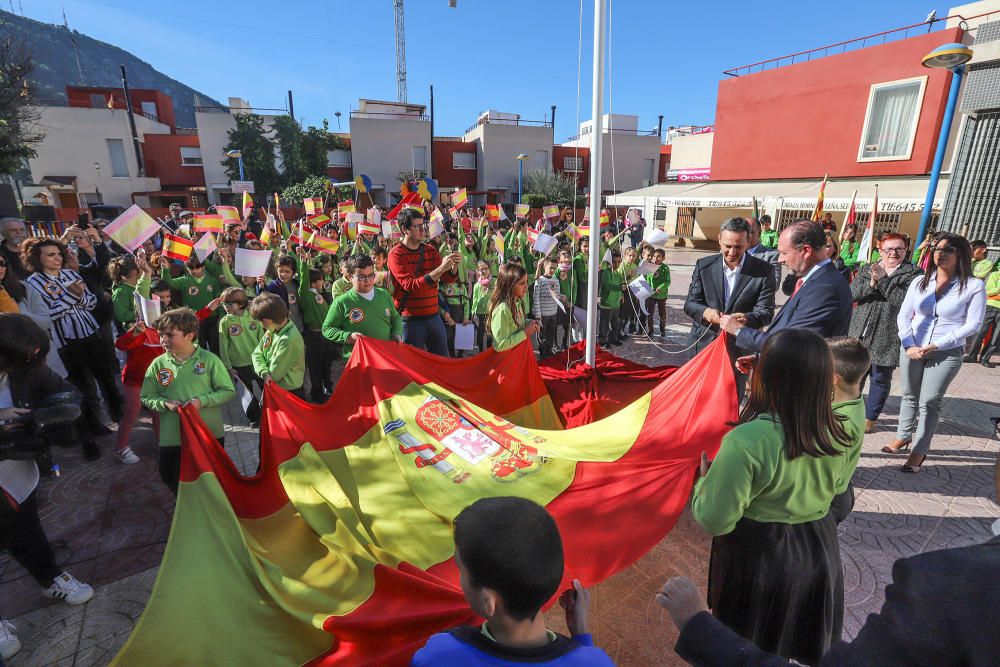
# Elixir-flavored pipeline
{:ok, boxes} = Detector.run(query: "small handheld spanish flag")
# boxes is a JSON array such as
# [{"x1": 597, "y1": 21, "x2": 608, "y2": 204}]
[
  {"x1": 451, "y1": 188, "x2": 468, "y2": 209},
  {"x1": 242, "y1": 191, "x2": 253, "y2": 217},
  {"x1": 194, "y1": 214, "x2": 223, "y2": 234},
  {"x1": 162, "y1": 234, "x2": 194, "y2": 262}
]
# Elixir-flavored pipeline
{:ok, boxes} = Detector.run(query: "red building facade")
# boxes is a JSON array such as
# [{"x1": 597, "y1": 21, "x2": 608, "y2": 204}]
[{"x1": 66, "y1": 86, "x2": 178, "y2": 130}]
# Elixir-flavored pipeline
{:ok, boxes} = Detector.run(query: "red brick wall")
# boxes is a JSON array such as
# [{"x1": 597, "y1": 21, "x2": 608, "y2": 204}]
[{"x1": 433, "y1": 139, "x2": 478, "y2": 189}]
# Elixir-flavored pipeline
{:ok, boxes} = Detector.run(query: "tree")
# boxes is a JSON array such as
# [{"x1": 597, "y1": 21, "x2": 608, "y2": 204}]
[
  {"x1": 271, "y1": 115, "x2": 306, "y2": 185},
  {"x1": 0, "y1": 27, "x2": 43, "y2": 175},
  {"x1": 301, "y1": 120, "x2": 344, "y2": 178},
  {"x1": 281, "y1": 175, "x2": 352, "y2": 207},
  {"x1": 519, "y1": 169, "x2": 584, "y2": 208},
  {"x1": 223, "y1": 113, "x2": 280, "y2": 196}
]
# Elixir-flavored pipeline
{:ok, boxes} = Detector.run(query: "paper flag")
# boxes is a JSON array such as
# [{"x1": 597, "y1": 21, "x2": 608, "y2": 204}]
[
  {"x1": 486, "y1": 204, "x2": 500, "y2": 222},
  {"x1": 547, "y1": 286, "x2": 567, "y2": 313},
  {"x1": 133, "y1": 291, "x2": 161, "y2": 327},
  {"x1": 162, "y1": 234, "x2": 195, "y2": 262},
  {"x1": 637, "y1": 260, "x2": 658, "y2": 276},
  {"x1": 367, "y1": 208, "x2": 382, "y2": 226},
  {"x1": 626, "y1": 208, "x2": 641, "y2": 226},
  {"x1": 359, "y1": 220, "x2": 381, "y2": 236},
  {"x1": 216, "y1": 206, "x2": 240, "y2": 222},
  {"x1": 494, "y1": 233, "x2": 505, "y2": 262},
  {"x1": 338, "y1": 200, "x2": 356, "y2": 216},
  {"x1": 242, "y1": 191, "x2": 253, "y2": 215},
  {"x1": 193, "y1": 233, "x2": 217, "y2": 263},
  {"x1": 234, "y1": 248, "x2": 273, "y2": 277},
  {"x1": 104, "y1": 205, "x2": 161, "y2": 253},
  {"x1": 194, "y1": 214, "x2": 223, "y2": 234},
  {"x1": 599, "y1": 210, "x2": 610, "y2": 227},
  {"x1": 381, "y1": 220, "x2": 393, "y2": 237},
  {"x1": 430, "y1": 208, "x2": 444, "y2": 225},
  {"x1": 452, "y1": 188, "x2": 468, "y2": 209},
  {"x1": 515, "y1": 203, "x2": 530, "y2": 218},
  {"x1": 307, "y1": 214, "x2": 332, "y2": 228},
  {"x1": 542, "y1": 204, "x2": 559, "y2": 219},
  {"x1": 427, "y1": 217, "x2": 445, "y2": 239},
  {"x1": 532, "y1": 233, "x2": 558, "y2": 256},
  {"x1": 645, "y1": 228, "x2": 671, "y2": 249},
  {"x1": 602, "y1": 248, "x2": 613, "y2": 266},
  {"x1": 309, "y1": 234, "x2": 340, "y2": 256},
  {"x1": 629, "y1": 276, "x2": 654, "y2": 304}
]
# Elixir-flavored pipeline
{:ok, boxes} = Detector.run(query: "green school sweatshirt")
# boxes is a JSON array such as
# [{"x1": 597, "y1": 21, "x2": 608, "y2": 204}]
[
  {"x1": 321, "y1": 288, "x2": 402, "y2": 359},
  {"x1": 252, "y1": 319, "x2": 305, "y2": 390},
  {"x1": 218, "y1": 310, "x2": 264, "y2": 369}
]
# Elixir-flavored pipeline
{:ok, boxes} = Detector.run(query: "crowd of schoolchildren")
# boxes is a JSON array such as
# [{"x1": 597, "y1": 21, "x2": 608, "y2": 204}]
[{"x1": 1, "y1": 202, "x2": 998, "y2": 665}]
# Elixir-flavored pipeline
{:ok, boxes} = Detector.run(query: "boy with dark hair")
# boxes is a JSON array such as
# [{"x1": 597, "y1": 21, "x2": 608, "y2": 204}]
[
  {"x1": 597, "y1": 249, "x2": 623, "y2": 347},
  {"x1": 321, "y1": 254, "x2": 402, "y2": 375},
  {"x1": 217, "y1": 286, "x2": 264, "y2": 425},
  {"x1": 296, "y1": 249, "x2": 334, "y2": 401},
  {"x1": 412, "y1": 497, "x2": 612, "y2": 666},
  {"x1": 157, "y1": 253, "x2": 236, "y2": 353},
  {"x1": 646, "y1": 248, "x2": 671, "y2": 337},
  {"x1": 533, "y1": 258, "x2": 561, "y2": 358},
  {"x1": 250, "y1": 292, "x2": 306, "y2": 399},
  {"x1": 828, "y1": 337, "x2": 869, "y2": 523},
  {"x1": 330, "y1": 257, "x2": 352, "y2": 301},
  {"x1": 971, "y1": 240, "x2": 994, "y2": 280},
  {"x1": 263, "y1": 255, "x2": 303, "y2": 332},
  {"x1": 140, "y1": 307, "x2": 236, "y2": 494}
]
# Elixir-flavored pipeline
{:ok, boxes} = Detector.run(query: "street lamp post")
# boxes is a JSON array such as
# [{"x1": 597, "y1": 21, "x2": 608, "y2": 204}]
[
  {"x1": 226, "y1": 149, "x2": 245, "y2": 181},
  {"x1": 515, "y1": 153, "x2": 528, "y2": 205},
  {"x1": 915, "y1": 42, "x2": 974, "y2": 251},
  {"x1": 93, "y1": 162, "x2": 102, "y2": 204}
]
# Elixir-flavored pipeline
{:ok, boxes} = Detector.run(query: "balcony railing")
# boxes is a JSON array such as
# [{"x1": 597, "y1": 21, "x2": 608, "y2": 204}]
[
  {"x1": 564, "y1": 127, "x2": 659, "y2": 142},
  {"x1": 195, "y1": 105, "x2": 289, "y2": 115},
  {"x1": 350, "y1": 110, "x2": 430, "y2": 121},
  {"x1": 722, "y1": 10, "x2": 999, "y2": 77},
  {"x1": 464, "y1": 117, "x2": 552, "y2": 134}
]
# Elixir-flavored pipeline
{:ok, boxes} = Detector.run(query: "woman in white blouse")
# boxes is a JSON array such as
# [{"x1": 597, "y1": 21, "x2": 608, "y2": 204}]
[{"x1": 885, "y1": 234, "x2": 986, "y2": 472}]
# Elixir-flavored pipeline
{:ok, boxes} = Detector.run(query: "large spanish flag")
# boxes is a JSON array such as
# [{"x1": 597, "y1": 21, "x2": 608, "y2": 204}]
[{"x1": 113, "y1": 335, "x2": 736, "y2": 666}]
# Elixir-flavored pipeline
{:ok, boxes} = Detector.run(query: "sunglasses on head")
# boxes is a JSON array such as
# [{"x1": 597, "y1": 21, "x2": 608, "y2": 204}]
[{"x1": 933, "y1": 246, "x2": 957, "y2": 255}]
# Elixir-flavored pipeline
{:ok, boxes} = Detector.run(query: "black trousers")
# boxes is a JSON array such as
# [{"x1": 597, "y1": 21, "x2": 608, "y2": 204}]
[
  {"x1": 538, "y1": 314, "x2": 559, "y2": 357},
  {"x1": 159, "y1": 437, "x2": 225, "y2": 496},
  {"x1": 970, "y1": 306, "x2": 1000, "y2": 361},
  {"x1": 599, "y1": 306, "x2": 621, "y2": 344},
  {"x1": 302, "y1": 329, "x2": 334, "y2": 399},
  {"x1": 474, "y1": 314, "x2": 491, "y2": 353},
  {"x1": 59, "y1": 331, "x2": 124, "y2": 428},
  {"x1": 0, "y1": 491, "x2": 61, "y2": 588},
  {"x1": 232, "y1": 365, "x2": 262, "y2": 423},
  {"x1": 198, "y1": 313, "x2": 220, "y2": 355}
]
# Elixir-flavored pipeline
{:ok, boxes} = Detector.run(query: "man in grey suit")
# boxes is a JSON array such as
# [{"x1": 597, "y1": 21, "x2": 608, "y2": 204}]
[{"x1": 684, "y1": 217, "x2": 776, "y2": 397}]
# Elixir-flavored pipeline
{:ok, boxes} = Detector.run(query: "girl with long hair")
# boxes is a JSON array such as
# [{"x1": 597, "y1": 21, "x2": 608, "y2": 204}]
[
  {"x1": 692, "y1": 329, "x2": 853, "y2": 664},
  {"x1": 108, "y1": 251, "x2": 153, "y2": 334},
  {"x1": 887, "y1": 233, "x2": 986, "y2": 471},
  {"x1": 487, "y1": 263, "x2": 539, "y2": 352}
]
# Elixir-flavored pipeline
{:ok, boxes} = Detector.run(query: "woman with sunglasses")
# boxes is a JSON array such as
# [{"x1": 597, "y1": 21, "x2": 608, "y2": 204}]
[
  {"x1": 887, "y1": 234, "x2": 986, "y2": 472},
  {"x1": 847, "y1": 233, "x2": 920, "y2": 433}
]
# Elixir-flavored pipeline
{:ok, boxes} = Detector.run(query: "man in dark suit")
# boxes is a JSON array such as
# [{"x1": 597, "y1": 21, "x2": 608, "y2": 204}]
[
  {"x1": 684, "y1": 217, "x2": 775, "y2": 397},
  {"x1": 721, "y1": 220, "x2": 851, "y2": 367},
  {"x1": 747, "y1": 216, "x2": 781, "y2": 287}
]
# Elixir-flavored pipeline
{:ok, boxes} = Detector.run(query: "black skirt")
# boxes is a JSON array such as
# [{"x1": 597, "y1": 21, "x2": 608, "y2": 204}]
[{"x1": 708, "y1": 513, "x2": 844, "y2": 665}]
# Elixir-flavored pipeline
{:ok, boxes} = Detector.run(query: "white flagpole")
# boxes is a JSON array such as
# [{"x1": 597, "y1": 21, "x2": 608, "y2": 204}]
[{"x1": 585, "y1": 0, "x2": 607, "y2": 367}]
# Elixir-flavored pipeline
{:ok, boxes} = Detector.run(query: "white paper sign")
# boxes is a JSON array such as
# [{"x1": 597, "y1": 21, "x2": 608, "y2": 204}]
[
  {"x1": 602, "y1": 248, "x2": 613, "y2": 266},
  {"x1": 367, "y1": 208, "x2": 382, "y2": 226},
  {"x1": 235, "y1": 378, "x2": 255, "y2": 413},
  {"x1": 629, "y1": 276, "x2": 654, "y2": 306},
  {"x1": 626, "y1": 208, "x2": 641, "y2": 226},
  {"x1": 133, "y1": 292, "x2": 161, "y2": 327},
  {"x1": 193, "y1": 233, "x2": 217, "y2": 263},
  {"x1": 533, "y1": 233, "x2": 558, "y2": 256},
  {"x1": 547, "y1": 286, "x2": 566, "y2": 313},
  {"x1": 234, "y1": 247, "x2": 273, "y2": 278},
  {"x1": 637, "y1": 260, "x2": 658, "y2": 276},
  {"x1": 645, "y1": 228, "x2": 670, "y2": 249},
  {"x1": 454, "y1": 323, "x2": 476, "y2": 351},
  {"x1": 427, "y1": 218, "x2": 445, "y2": 239},
  {"x1": 346, "y1": 212, "x2": 364, "y2": 224},
  {"x1": 381, "y1": 220, "x2": 393, "y2": 237}
]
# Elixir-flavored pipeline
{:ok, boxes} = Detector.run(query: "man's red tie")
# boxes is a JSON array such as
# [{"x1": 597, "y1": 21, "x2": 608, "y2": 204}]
[{"x1": 792, "y1": 278, "x2": 805, "y2": 297}]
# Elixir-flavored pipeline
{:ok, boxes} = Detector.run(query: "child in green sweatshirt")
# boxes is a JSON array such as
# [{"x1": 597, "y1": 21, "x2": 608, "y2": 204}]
[
  {"x1": 321, "y1": 254, "x2": 402, "y2": 372},
  {"x1": 109, "y1": 253, "x2": 152, "y2": 334},
  {"x1": 646, "y1": 248, "x2": 671, "y2": 337},
  {"x1": 598, "y1": 250, "x2": 623, "y2": 347},
  {"x1": 140, "y1": 308, "x2": 236, "y2": 495},
  {"x1": 298, "y1": 252, "x2": 334, "y2": 401},
  {"x1": 471, "y1": 261, "x2": 494, "y2": 353},
  {"x1": 158, "y1": 252, "x2": 238, "y2": 353},
  {"x1": 217, "y1": 287, "x2": 264, "y2": 425},
  {"x1": 250, "y1": 292, "x2": 306, "y2": 398}
]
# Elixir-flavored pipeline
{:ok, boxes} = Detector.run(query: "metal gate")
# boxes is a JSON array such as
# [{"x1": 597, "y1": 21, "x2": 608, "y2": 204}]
[{"x1": 940, "y1": 110, "x2": 1000, "y2": 247}]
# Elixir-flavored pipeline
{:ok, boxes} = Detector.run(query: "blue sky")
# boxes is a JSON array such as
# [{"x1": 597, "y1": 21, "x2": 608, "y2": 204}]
[{"x1": 23, "y1": 0, "x2": 950, "y2": 140}]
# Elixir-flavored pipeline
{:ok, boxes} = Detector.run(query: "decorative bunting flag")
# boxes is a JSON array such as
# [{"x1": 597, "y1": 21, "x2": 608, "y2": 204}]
[
  {"x1": 216, "y1": 206, "x2": 241, "y2": 222},
  {"x1": 162, "y1": 234, "x2": 195, "y2": 262},
  {"x1": 486, "y1": 204, "x2": 500, "y2": 222},
  {"x1": 193, "y1": 233, "x2": 218, "y2": 263},
  {"x1": 104, "y1": 205, "x2": 161, "y2": 253},
  {"x1": 451, "y1": 188, "x2": 468, "y2": 209},
  {"x1": 543, "y1": 204, "x2": 559, "y2": 219},
  {"x1": 515, "y1": 203, "x2": 530, "y2": 218},
  {"x1": 193, "y1": 214, "x2": 223, "y2": 234}
]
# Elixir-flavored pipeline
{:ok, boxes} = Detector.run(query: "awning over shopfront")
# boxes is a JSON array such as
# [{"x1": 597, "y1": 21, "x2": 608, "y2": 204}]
[
  {"x1": 39, "y1": 175, "x2": 77, "y2": 188},
  {"x1": 607, "y1": 177, "x2": 947, "y2": 213}
]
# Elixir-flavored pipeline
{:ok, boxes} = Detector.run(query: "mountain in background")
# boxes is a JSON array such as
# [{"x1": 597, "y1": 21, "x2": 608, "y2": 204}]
[{"x1": 0, "y1": 9, "x2": 224, "y2": 127}]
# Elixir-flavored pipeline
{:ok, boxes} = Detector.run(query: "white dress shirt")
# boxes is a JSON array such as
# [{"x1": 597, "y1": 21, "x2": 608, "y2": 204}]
[
  {"x1": 897, "y1": 276, "x2": 986, "y2": 351},
  {"x1": 722, "y1": 254, "x2": 747, "y2": 305}
]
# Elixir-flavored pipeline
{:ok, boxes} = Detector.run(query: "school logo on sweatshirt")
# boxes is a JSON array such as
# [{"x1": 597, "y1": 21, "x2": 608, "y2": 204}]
[
  {"x1": 349, "y1": 307, "x2": 365, "y2": 324},
  {"x1": 262, "y1": 334, "x2": 273, "y2": 349},
  {"x1": 314, "y1": 293, "x2": 324, "y2": 304},
  {"x1": 188, "y1": 286, "x2": 199, "y2": 296},
  {"x1": 229, "y1": 324, "x2": 242, "y2": 337},
  {"x1": 43, "y1": 281, "x2": 64, "y2": 296},
  {"x1": 193, "y1": 361, "x2": 206, "y2": 375},
  {"x1": 288, "y1": 293, "x2": 297, "y2": 305},
  {"x1": 157, "y1": 368, "x2": 174, "y2": 387}
]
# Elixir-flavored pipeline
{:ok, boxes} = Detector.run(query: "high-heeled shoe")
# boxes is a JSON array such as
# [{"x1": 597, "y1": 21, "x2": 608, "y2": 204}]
[
  {"x1": 901, "y1": 454, "x2": 926, "y2": 473},
  {"x1": 881, "y1": 439, "x2": 910, "y2": 454}
]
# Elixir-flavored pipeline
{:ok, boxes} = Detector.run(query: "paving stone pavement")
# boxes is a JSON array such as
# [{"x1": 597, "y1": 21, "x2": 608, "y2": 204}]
[{"x1": 2, "y1": 247, "x2": 997, "y2": 666}]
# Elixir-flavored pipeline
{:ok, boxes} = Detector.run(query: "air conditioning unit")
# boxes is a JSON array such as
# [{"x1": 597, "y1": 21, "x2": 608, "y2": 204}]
[{"x1": 642, "y1": 179, "x2": 654, "y2": 187}]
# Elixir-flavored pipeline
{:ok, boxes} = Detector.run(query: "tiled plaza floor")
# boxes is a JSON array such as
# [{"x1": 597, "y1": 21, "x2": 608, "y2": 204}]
[{"x1": 2, "y1": 247, "x2": 998, "y2": 666}]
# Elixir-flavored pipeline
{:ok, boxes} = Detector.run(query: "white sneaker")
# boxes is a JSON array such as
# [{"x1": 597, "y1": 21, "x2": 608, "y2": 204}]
[
  {"x1": 117, "y1": 447, "x2": 140, "y2": 465},
  {"x1": 42, "y1": 572, "x2": 94, "y2": 605},
  {"x1": 0, "y1": 620, "x2": 21, "y2": 660}
]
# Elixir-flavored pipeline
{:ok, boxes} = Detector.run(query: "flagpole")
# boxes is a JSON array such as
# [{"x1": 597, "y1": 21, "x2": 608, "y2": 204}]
[{"x1": 584, "y1": 0, "x2": 607, "y2": 368}]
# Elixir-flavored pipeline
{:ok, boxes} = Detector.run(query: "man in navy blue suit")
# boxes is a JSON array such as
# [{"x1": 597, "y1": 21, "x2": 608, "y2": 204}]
[{"x1": 720, "y1": 220, "x2": 852, "y2": 372}]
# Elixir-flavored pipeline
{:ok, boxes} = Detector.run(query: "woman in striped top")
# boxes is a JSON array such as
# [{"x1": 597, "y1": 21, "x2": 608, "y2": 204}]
[{"x1": 21, "y1": 238, "x2": 122, "y2": 455}]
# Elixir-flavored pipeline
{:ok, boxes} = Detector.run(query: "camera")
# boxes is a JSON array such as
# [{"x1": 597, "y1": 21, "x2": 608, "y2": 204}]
[{"x1": 0, "y1": 392, "x2": 81, "y2": 475}]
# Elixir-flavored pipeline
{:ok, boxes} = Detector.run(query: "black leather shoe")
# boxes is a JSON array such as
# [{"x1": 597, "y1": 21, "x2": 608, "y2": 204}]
[{"x1": 82, "y1": 440, "x2": 101, "y2": 461}]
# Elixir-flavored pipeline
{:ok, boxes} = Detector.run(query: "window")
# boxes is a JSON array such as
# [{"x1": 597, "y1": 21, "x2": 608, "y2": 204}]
[
  {"x1": 871, "y1": 212, "x2": 901, "y2": 237},
  {"x1": 646, "y1": 158, "x2": 656, "y2": 182},
  {"x1": 90, "y1": 94, "x2": 106, "y2": 109},
  {"x1": 107, "y1": 139, "x2": 129, "y2": 177},
  {"x1": 562, "y1": 156, "x2": 583, "y2": 172},
  {"x1": 776, "y1": 209, "x2": 813, "y2": 231},
  {"x1": 534, "y1": 150, "x2": 549, "y2": 170},
  {"x1": 412, "y1": 146, "x2": 428, "y2": 171},
  {"x1": 180, "y1": 146, "x2": 203, "y2": 166},
  {"x1": 327, "y1": 149, "x2": 352, "y2": 167},
  {"x1": 141, "y1": 101, "x2": 159, "y2": 121},
  {"x1": 858, "y1": 77, "x2": 926, "y2": 161},
  {"x1": 453, "y1": 152, "x2": 476, "y2": 169},
  {"x1": 82, "y1": 192, "x2": 102, "y2": 205}
]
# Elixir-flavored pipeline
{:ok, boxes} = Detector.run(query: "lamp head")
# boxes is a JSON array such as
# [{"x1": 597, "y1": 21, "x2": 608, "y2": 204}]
[
  {"x1": 515, "y1": 153, "x2": 528, "y2": 160},
  {"x1": 922, "y1": 43, "x2": 973, "y2": 70},
  {"x1": 225, "y1": 149, "x2": 242, "y2": 158}
]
